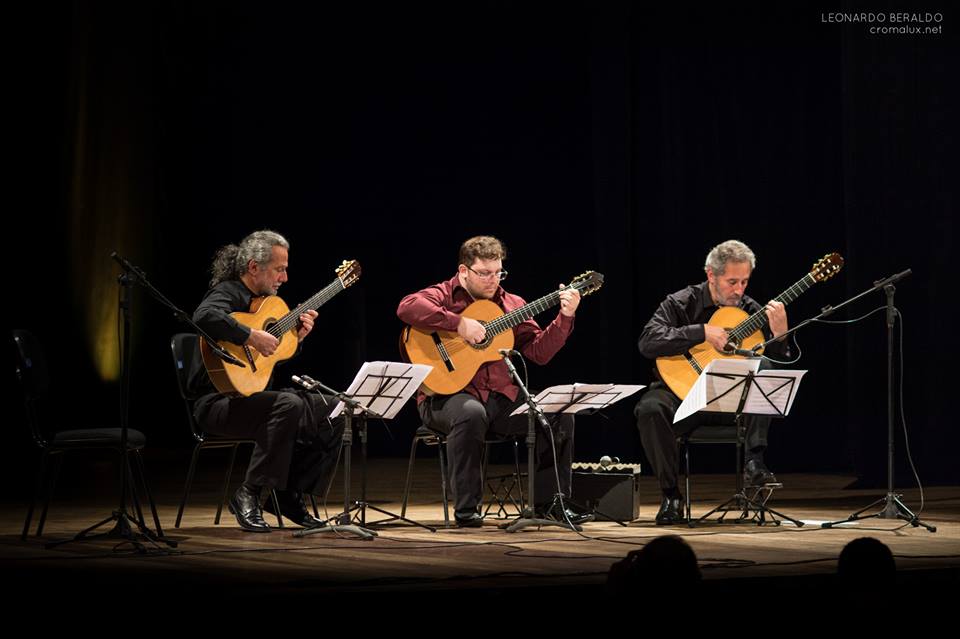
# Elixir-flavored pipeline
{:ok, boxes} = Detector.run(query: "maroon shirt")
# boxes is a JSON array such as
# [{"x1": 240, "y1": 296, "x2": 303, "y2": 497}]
[{"x1": 397, "y1": 273, "x2": 575, "y2": 403}]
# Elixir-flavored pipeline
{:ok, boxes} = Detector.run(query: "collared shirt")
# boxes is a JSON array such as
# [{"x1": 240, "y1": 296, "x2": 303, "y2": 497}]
[
  {"x1": 187, "y1": 280, "x2": 256, "y2": 398},
  {"x1": 637, "y1": 281, "x2": 790, "y2": 361},
  {"x1": 397, "y1": 273, "x2": 575, "y2": 403}
]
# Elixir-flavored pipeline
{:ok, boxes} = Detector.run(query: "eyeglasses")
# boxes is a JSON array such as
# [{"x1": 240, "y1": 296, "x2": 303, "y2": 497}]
[{"x1": 466, "y1": 265, "x2": 508, "y2": 281}]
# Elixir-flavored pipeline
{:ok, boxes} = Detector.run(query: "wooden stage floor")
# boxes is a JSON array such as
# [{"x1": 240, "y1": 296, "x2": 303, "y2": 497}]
[{"x1": 2, "y1": 454, "x2": 958, "y2": 612}]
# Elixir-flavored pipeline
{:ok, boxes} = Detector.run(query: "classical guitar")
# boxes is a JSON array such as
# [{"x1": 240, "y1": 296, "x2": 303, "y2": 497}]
[
  {"x1": 400, "y1": 271, "x2": 604, "y2": 396},
  {"x1": 655, "y1": 253, "x2": 844, "y2": 400},
  {"x1": 200, "y1": 259, "x2": 361, "y2": 397}
]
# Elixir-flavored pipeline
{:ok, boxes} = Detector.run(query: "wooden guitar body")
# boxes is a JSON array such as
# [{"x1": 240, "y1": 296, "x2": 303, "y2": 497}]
[
  {"x1": 655, "y1": 306, "x2": 763, "y2": 400},
  {"x1": 401, "y1": 299, "x2": 514, "y2": 396},
  {"x1": 200, "y1": 296, "x2": 299, "y2": 397}
]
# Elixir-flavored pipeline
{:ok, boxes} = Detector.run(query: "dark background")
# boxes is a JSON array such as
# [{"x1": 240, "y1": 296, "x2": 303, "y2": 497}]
[{"x1": 9, "y1": 2, "x2": 957, "y2": 492}]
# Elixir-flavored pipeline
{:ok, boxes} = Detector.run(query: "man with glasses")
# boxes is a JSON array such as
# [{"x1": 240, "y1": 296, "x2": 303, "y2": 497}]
[{"x1": 397, "y1": 235, "x2": 588, "y2": 527}]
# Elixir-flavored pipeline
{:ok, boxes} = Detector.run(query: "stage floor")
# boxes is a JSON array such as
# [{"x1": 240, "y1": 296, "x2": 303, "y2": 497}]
[{"x1": 3, "y1": 454, "x2": 958, "y2": 612}]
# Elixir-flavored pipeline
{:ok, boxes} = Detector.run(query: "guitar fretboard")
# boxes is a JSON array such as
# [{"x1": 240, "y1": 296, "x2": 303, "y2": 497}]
[
  {"x1": 727, "y1": 273, "x2": 816, "y2": 343},
  {"x1": 483, "y1": 281, "x2": 592, "y2": 337},
  {"x1": 267, "y1": 279, "x2": 345, "y2": 338}
]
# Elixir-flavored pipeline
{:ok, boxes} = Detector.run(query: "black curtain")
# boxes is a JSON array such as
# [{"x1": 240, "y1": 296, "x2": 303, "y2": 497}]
[{"x1": 10, "y1": 1, "x2": 957, "y2": 492}]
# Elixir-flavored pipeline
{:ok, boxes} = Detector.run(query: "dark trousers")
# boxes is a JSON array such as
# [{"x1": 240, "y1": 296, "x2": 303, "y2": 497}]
[
  {"x1": 418, "y1": 391, "x2": 575, "y2": 514},
  {"x1": 195, "y1": 389, "x2": 345, "y2": 495},
  {"x1": 634, "y1": 382, "x2": 769, "y2": 496}
]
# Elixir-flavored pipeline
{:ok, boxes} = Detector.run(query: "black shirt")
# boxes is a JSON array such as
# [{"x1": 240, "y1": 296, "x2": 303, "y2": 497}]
[
  {"x1": 187, "y1": 279, "x2": 256, "y2": 398},
  {"x1": 638, "y1": 281, "x2": 790, "y2": 361}
]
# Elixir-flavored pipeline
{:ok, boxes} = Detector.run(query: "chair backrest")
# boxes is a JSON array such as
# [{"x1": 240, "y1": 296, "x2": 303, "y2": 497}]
[
  {"x1": 12, "y1": 329, "x2": 50, "y2": 447},
  {"x1": 12, "y1": 329, "x2": 49, "y2": 399},
  {"x1": 170, "y1": 333, "x2": 203, "y2": 440}
]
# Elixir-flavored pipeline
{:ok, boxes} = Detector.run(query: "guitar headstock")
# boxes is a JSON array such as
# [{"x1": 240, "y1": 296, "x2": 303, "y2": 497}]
[
  {"x1": 336, "y1": 260, "x2": 362, "y2": 288},
  {"x1": 810, "y1": 253, "x2": 844, "y2": 282},
  {"x1": 569, "y1": 271, "x2": 604, "y2": 297}
]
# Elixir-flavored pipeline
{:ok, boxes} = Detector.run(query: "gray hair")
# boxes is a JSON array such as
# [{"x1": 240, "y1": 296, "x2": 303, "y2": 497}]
[
  {"x1": 209, "y1": 230, "x2": 290, "y2": 287},
  {"x1": 704, "y1": 239, "x2": 756, "y2": 275}
]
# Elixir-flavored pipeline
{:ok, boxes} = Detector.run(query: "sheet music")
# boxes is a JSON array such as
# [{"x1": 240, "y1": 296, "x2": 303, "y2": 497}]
[
  {"x1": 674, "y1": 359, "x2": 805, "y2": 423},
  {"x1": 331, "y1": 361, "x2": 432, "y2": 420},
  {"x1": 745, "y1": 370, "x2": 806, "y2": 415},
  {"x1": 509, "y1": 383, "x2": 645, "y2": 416}
]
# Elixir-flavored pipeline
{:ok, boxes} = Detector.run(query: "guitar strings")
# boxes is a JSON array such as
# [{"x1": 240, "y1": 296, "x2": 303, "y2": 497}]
[
  {"x1": 268, "y1": 280, "x2": 345, "y2": 338},
  {"x1": 686, "y1": 273, "x2": 816, "y2": 376}
]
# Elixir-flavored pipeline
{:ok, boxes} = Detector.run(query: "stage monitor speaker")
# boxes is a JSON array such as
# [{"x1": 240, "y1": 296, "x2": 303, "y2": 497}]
[{"x1": 572, "y1": 462, "x2": 641, "y2": 521}]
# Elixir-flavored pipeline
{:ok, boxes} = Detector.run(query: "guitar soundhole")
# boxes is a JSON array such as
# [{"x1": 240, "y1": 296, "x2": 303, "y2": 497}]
[
  {"x1": 469, "y1": 321, "x2": 492, "y2": 350},
  {"x1": 722, "y1": 333, "x2": 742, "y2": 354}
]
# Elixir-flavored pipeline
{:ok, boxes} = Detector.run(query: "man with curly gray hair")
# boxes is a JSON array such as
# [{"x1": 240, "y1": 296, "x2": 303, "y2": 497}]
[
  {"x1": 187, "y1": 230, "x2": 344, "y2": 533},
  {"x1": 633, "y1": 240, "x2": 791, "y2": 525}
]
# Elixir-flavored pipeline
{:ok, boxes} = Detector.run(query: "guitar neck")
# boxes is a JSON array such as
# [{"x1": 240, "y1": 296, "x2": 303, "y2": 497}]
[
  {"x1": 483, "y1": 285, "x2": 581, "y2": 338},
  {"x1": 267, "y1": 279, "x2": 345, "y2": 338},
  {"x1": 728, "y1": 273, "x2": 817, "y2": 342}
]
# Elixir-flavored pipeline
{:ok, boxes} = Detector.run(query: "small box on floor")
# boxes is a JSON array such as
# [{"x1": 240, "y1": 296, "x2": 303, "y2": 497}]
[{"x1": 572, "y1": 461, "x2": 641, "y2": 522}]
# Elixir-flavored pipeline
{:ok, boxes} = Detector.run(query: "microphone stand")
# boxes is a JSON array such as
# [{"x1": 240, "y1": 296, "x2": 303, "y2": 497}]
[
  {"x1": 819, "y1": 270, "x2": 935, "y2": 532},
  {"x1": 748, "y1": 269, "x2": 911, "y2": 357},
  {"x1": 290, "y1": 375, "x2": 381, "y2": 539},
  {"x1": 47, "y1": 253, "x2": 180, "y2": 551},
  {"x1": 499, "y1": 351, "x2": 582, "y2": 533},
  {"x1": 110, "y1": 253, "x2": 247, "y2": 369}
]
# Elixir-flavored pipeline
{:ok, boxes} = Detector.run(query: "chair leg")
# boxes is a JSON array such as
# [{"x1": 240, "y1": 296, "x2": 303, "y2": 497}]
[
  {"x1": 217, "y1": 444, "x2": 240, "y2": 525},
  {"x1": 268, "y1": 490, "x2": 283, "y2": 528},
  {"x1": 310, "y1": 494, "x2": 319, "y2": 519},
  {"x1": 480, "y1": 443, "x2": 490, "y2": 515},
  {"x1": 134, "y1": 450, "x2": 164, "y2": 537},
  {"x1": 176, "y1": 443, "x2": 203, "y2": 528},
  {"x1": 400, "y1": 436, "x2": 420, "y2": 518},
  {"x1": 437, "y1": 439, "x2": 450, "y2": 528},
  {"x1": 22, "y1": 450, "x2": 49, "y2": 540},
  {"x1": 684, "y1": 442, "x2": 692, "y2": 523},
  {"x1": 36, "y1": 452, "x2": 64, "y2": 537}
]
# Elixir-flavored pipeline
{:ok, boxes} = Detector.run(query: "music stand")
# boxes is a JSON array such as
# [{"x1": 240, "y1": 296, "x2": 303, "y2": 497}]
[
  {"x1": 292, "y1": 361, "x2": 432, "y2": 539},
  {"x1": 676, "y1": 358, "x2": 806, "y2": 527},
  {"x1": 510, "y1": 383, "x2": 645, "y2": 527},
  {"x1": 500, "y1": 355, "x2": 643, "y2": 532}
]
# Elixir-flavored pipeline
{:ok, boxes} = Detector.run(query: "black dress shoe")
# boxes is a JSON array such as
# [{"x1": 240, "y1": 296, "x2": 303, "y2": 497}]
[
  {"x1": 263, "y1": 491, "x2": 325, "y2": 529},
  {"x1": 228, "y1": 485, "x2": 272, "y2": 533},
  {"x1": 537, "y1": 503, "x2": 596, "y2": 525},
  {"x1": 744, "y1": 459, "x2": 781, "y2": 487},
  {"x1": 655, "y1": 494, "x2": 685, "y2": 525},
  {"x1": 454, "y1": 512, "x2": 483, "y2": 528}
]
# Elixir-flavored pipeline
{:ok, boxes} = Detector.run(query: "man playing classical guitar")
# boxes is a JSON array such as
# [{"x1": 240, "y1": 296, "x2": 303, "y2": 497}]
[
  {"x1": 397, "y1": 235, "x2": 590, "y2": 527},
  {"x1": 634, "y1": 239, "x2": 791, "y2": 525},
  {"x1": 188, "y1": 230, "x2": 344, "y2": 532}
]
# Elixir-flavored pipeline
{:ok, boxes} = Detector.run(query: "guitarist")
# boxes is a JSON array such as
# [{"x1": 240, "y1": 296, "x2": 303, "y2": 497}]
[
  {"x1": 397, "y1": 235, "x2": 589, "y2": 527},
  {"x1": 188, "y1": 230, "x2": 344, "y2": 533},
  {"x1": 634, "y1": 240, "x2": 791, "y2": 525}
]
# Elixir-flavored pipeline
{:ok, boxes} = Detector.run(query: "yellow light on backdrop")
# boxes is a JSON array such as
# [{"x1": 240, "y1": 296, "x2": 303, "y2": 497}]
[{"x1": 67, "y1": 22, "x2": 152, "y2": 382}]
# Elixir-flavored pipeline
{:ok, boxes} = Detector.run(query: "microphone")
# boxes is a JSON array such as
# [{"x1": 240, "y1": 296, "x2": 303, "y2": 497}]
[
  {"x1": 599, "y1": 455, "x2": 620, "y2": 469},
  {"x1": 498, "y1": 348, "x2": 520, "y2": 357},
  {"x1": 292, "y1": 374, "x2": 319, "y2": 390},
  {"x1": 724, "y1": 342, "x2": 761, "y2": 358}
]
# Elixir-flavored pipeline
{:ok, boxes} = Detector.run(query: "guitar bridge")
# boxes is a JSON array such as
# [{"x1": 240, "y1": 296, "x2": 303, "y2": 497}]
[
  {"x1": 431, "y1": 333, "x2": 455, "y2": 372},
  {"x1": 243, "y1": 345, "x2": 257, "y2": 372},
  {"x1": 684, "y1": 352, "x2": 702, "y2": 374}
]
